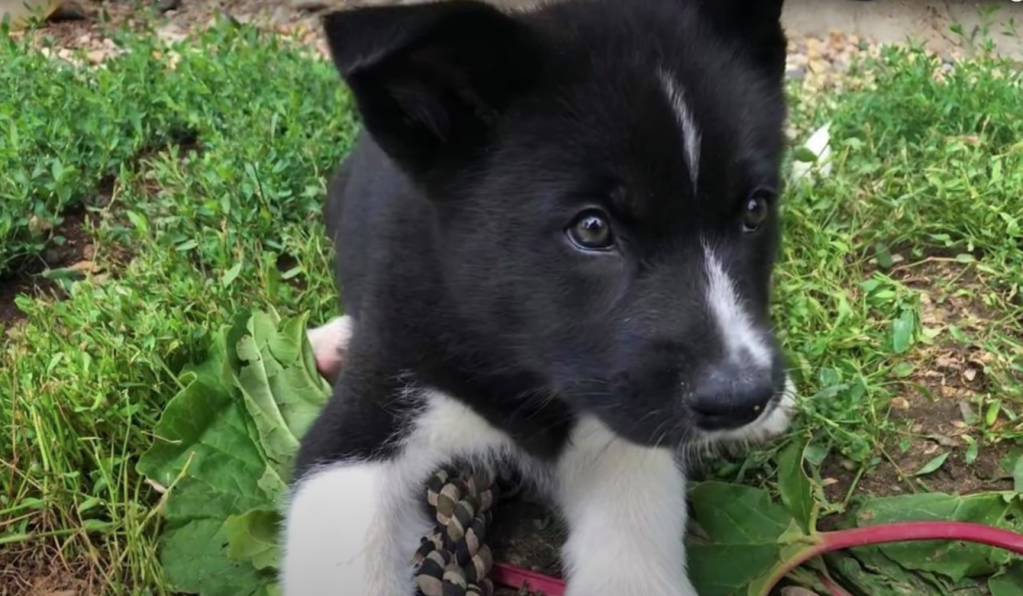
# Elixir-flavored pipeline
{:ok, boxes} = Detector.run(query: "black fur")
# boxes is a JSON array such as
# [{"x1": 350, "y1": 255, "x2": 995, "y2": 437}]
[{"x1": 296, "y1": 0, "x2": 789, "y2": 480}]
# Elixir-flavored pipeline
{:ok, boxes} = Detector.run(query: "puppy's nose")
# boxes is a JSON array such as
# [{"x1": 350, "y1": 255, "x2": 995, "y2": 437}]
[{"x1": 690, "y1": 367, "x2": 775, "y2": 431}]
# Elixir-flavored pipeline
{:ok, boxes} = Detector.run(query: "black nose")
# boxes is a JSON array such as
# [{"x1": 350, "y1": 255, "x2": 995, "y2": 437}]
[{"x1": 691, "y1": 367, "x2": 776, "y2": 431}]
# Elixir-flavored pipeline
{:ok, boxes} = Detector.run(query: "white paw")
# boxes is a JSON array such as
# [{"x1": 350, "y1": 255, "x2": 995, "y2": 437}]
[
  {"x1": 746, "y1": 373, "x2": 798, "y2": 441},
  {"x1": 307, "y1": 315, "x2": 353, "y2": 382},
  {"x1": 281, "y1": 462, "x2": 423, "y2": 596}
]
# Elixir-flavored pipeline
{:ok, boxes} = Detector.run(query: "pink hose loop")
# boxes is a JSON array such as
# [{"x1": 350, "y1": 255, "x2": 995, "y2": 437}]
[{"x1": 491, "y1": 521, "x2": 1023, "y2": 596}]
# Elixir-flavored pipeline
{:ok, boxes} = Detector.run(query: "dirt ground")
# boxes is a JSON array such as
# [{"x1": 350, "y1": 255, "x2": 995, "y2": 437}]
[{"x1": 821, "y1": 258, "x2": 1019, "y2": 511}]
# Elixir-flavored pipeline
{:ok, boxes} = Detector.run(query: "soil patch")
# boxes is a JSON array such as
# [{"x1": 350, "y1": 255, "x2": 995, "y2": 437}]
[
  {"x1": 822, "y1": 260, "x2": 1017, "y2": 505},
  {"x1": 490, "y1": 498, "x2": 564, "y2": 578},
  {"x1": 0, "y1": 208, "x2": 96, "y2": 327},
  {"x1": 0, "y1": 543, "x2": 98, "y2": 596}
]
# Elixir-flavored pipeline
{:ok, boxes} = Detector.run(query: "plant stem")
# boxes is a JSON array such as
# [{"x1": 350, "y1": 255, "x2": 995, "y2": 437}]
[
  {"x1": 819, "y1": 571, "x2": 855, "y2": 596},
  {"x1": 762, "y1": 520, "x2": 1023, "y2": 593}
]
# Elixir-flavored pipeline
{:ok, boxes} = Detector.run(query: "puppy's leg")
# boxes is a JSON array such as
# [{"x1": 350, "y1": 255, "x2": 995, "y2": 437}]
[
  {"x1": 282, "y1": 388, "x2": 513, "y2": 596},
  {"x1": 281, "y1": 381, "x2": 432, "y2": 596},
  {"x1": 556, "y1": 416, "x2": 697, "y2": 596},
  {"x1": 282, "y1": 459, "x2": 433, "y2": 596},
  {"x1": 306, "y1": 315, "x2": 352, "y2": 383}
]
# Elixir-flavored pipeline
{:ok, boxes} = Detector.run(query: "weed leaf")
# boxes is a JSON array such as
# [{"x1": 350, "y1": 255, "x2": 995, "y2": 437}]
[
  {"x1": 687, "y1": 482, "x2": 802, "y2": 596},
  {"x1": 914, "y1": 452, "x2": 950, "y2": 476},
  {"x1": 222, "y1": 261, "x2": 244, "y2": 288},
  {"x1": 1011, "y1": 455, "x2": 1023, "y2": 494},
  {"x1": 777, "y1": 438, "x2": 816, "y2": 533},
  {"x1": 989, "y1": 562, "x2": 1023, "y2": 596},
  {"x1": 891, "y1": 308, "x2": 915, "y2": 354},
  {"x1": 854, "y1": 492, "x2": 1022, "y2": 583}
]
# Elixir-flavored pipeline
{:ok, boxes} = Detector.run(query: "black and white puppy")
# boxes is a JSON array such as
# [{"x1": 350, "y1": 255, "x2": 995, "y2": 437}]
[{"x1": 285, "y1": 0, "x2": 795, "y2": 594}]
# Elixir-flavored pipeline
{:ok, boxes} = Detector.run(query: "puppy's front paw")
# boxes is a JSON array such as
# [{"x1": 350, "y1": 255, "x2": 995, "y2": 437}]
[
  {"x1": 307, "y1": 315, "x2": 353, "y2": 383},
  {"x1": 754, "y1": 373, "x2": 799, "y2": 440}
]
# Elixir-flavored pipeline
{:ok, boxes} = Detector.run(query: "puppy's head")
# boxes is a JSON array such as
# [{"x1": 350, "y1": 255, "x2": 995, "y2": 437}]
[{"x1": 323, "y1": 0, "x2": 793, "y2": 449}]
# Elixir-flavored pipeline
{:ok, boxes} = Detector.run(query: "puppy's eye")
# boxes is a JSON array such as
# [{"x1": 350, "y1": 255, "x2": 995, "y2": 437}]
[
  {"x1": 741, "y1": 191, "x2": 771, "y2": 233},
  {"x1": 567, "y1": 210, "x2": 614, "y2": 251}
]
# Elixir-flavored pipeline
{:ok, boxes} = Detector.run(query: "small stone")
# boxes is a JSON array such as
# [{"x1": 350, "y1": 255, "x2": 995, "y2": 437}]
[
  {"x1": 807, "y1": 59, "x2": 827, "y2": 75},
  {"x1": 271, "y1": 6, "x2": 292, "y2": 25},
  {"x1": 806, "y1": 41, "x2": 822, "y2": 61},
  {"x1": 154, "y1": 0, "x2": 180, "y2": 13},
  {"x1": 156, "y1": 24, "x2": 188, "y2": 44},
  {"x1": 48, "y1": 1, "x2": 88, "y2": 22},
  {"x1": 786, "y1": 66, "x2": 807, "y2": 81},
  {"x1": 291, "y1": 0, "x2": 329, "y2": 10},
  {"x1": 86, "y1": 49, "x2": 108, "y2": 64},
  {"x1": 890, "y1": 397, "x2": 910, "y2": 411}
]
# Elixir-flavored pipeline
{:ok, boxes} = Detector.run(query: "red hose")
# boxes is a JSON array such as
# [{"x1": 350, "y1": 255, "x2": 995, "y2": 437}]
[{"x1": 491, "y1": 521, "x2": 1023, "y2": 596}]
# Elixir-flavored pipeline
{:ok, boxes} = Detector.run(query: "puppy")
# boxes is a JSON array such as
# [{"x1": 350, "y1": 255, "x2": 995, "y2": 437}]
[{"x1": 284, "y1": 1, "x2": 795, "y2": 595}]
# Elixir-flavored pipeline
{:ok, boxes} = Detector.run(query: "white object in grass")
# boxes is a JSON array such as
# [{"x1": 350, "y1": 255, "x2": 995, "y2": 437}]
[{"x1": 791, "y1": 122, "x2": 832, "y2": 184}]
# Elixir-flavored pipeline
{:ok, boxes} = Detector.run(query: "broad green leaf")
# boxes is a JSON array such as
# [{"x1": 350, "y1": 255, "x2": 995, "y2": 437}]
[
  {"x1": 224, "y1": 508, "x2": 282, "y2": 571},
  {"x1": 227, "y1": 310, "x2": 330, "y2": 477},
  {"x1": 687, "y1": 482, "x2": 801, "y2": 596},
  {"x1": 139, "y1": 310, "x2": 332, "y2": 594},
  {"x1": 989, "y1": 562, "x2": 1023, "y2": 596},
  {"x1": 854, "y1": 492, "x2": 1021, "y2": 582},
  {"x1": 137, "y1": 359, "x2": 274, "y2": 522},
  {"x1": 777, "y1": 438, "x2": 815, "y2": 534},
  {"x1": 160, "y1": 517, "x2": 268, "y2": 596}
]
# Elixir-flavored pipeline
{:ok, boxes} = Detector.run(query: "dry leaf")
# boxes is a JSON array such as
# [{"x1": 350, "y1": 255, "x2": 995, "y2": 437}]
[{"x1": 69, "y1": 260, "x2": 97, "y2": 273}]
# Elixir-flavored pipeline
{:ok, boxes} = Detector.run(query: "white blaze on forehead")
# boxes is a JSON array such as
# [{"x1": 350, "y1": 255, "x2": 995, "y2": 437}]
[
  {"x1": 702, "y1": 241, "x2": 772, "y2": 368},
  {"x1": 658, "y1": 69, "x2": 701, "y2": 193}
]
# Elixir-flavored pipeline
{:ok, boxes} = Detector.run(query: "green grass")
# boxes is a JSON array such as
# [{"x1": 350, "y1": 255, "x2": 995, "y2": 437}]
[
  {"x1": 1, "y1": 17, "x2": 1022, "y2": 595},
  {"x1": 0, "y1": 20, "x2": 357, "y2": 592}
]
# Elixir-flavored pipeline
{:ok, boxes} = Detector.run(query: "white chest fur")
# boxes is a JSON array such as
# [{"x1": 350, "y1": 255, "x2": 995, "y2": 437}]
[{"x1": 282, "y1": 390, "x2": 708, "y2": 596}]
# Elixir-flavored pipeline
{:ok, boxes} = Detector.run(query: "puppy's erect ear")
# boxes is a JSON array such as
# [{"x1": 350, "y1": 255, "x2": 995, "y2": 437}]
[
  {"x1": 692, "y1": 0, "x2": 787, "y2": 80},
  {"x1": 321, "y1": 1, "x2": 542, "y2": 180}
]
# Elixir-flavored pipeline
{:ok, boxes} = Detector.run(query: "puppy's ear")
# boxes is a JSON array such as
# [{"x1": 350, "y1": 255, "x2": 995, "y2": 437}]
[
  {"x1": 693, "y1": 0, "x2": 787, "y2": 80},
  {"x1": 321, "y1": 1, "x2": 541, "y2": 180}
]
